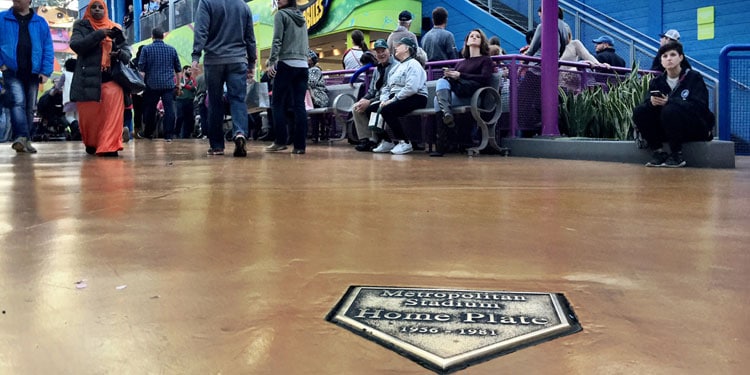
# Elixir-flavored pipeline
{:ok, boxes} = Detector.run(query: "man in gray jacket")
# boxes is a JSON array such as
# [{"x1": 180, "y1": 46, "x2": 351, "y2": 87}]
[
  {"x1": 351, "y1": 39, "x2": 397, "y2": 152},
  {"x1": 192, "y1": 0, "x2": 256, "y2": 157}
]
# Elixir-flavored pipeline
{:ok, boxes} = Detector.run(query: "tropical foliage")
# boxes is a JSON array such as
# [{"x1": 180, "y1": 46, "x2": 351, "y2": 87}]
[{"x1": 558, "y1": 66, "x2": 651, "y2": 140}]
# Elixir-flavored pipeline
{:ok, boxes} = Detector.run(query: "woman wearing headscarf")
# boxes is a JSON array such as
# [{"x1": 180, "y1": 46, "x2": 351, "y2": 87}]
[
  {"x1": 373, "y1": 37, "x2": 428, "y2": 155},
  {"x1": 70, "y1": 0, "x2": 131, "y2": 156},
  {"x1": 264, "y1": 0, "x2": 309, "y2": 154}
]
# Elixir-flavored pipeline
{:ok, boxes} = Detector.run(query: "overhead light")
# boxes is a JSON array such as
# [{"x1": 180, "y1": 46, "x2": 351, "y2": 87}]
[
  {"x1": 332, "y1": 48, "x2": 341, "y2": 56},
  {"x1": 315, "y1": 47, "x2": 323, "y2": 51}
]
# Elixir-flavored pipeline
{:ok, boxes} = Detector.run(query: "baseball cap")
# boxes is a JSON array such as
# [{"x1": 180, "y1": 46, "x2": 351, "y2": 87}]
[
  {"x1": 592, "y1": 35, "x2": 615, "y2": 46},
  {"x1": 373, "y1": 39, "x2": 388, "y2": 50},
  {"x1": 660, "y1": 29, "x2": 681, "y2": 41},
  {"x1": 396, "y1": 37, "x2": 417, "y2": 50},
  {"x1": 398, "y1": 10, "x2": 412, "y2": 21}
]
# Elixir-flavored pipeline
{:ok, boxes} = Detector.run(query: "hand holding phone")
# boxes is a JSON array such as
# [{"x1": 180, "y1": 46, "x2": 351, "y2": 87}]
[{"x1": 650, "y1": 90, "x2": 665, "y2": 97}]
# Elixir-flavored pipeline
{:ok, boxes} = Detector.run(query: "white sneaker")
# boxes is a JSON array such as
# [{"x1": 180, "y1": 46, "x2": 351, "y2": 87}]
[
  {"x1": 372, "y1": 140, "x2": 395, "y2": 153},
  {"x1": 390, "y1": 140, "x2": 413, "y2": 155}
]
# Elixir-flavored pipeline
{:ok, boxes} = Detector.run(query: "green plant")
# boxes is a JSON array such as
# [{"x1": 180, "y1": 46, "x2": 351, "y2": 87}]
[{"x1": 558, "y1": 65, "x2": 651, "y2": 140}]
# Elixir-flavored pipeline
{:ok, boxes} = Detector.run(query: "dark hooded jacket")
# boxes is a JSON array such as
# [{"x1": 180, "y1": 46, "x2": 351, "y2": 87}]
[{"x1": 646, "y1": 68, "x2": 715, "y2": 127}]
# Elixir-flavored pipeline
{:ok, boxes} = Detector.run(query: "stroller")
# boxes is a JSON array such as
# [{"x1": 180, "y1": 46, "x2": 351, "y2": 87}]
[{"x1": 34, "y1": 89, "x2": 69, "y2": 141}]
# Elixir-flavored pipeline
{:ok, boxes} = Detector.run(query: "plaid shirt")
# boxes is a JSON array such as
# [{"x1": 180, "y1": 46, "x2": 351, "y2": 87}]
[{"x1": 138, "y1": 40, "x2": 181, "y2": 90}]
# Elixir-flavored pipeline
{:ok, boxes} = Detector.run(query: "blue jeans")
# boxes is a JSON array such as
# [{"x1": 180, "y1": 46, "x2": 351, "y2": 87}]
[
  {"x1": 271, "y1": 62, "x2": 308, "y2": 150},
  {"x1": 143, "y1": 87, "x2": 176, "y2": 139},
  {"x1": 3, "y1": 72, "x2": 39, "y2": 139},
  {"x1": 204, "y1": 62, "x2": 248, "y2": 150}
]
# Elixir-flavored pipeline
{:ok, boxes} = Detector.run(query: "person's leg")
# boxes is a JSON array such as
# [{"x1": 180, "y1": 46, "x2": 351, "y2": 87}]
[
  {"x1": 632, "y1": 103, "x2": 665, "y2": 150},
  {"x1": 181, "y1": 100, "x2": 195, "y2": 138},
  {"x1": 269, "y1": 64, "x2": 291, "y2": 149},
  {"x1": 224, "y1": 62, "x2": 249, "y2": 139},
  {"x1": 5, "y1": 75, "x2": 30, "y2": 139},
  {"x1": 160, "y1": 89, "x2": 176, "y2": 140},
  {"x1": 435, "y1": 78, "x2": 453, "y2": 126},
  {"x1": 204, "y1": 64, "x2": 226, "y2": 151},
  {"x1": 290, "y1": 67, "x2": 309, "y2": 151},
  {"x1": 380, "y1": 95, "x2": 428, "y2": 142},
  {"x1": 23, "y1": 78, "x2": 39, "y2": 140},
  {"x1": 142, "y1": 88, "x2": 160, "y2": 138},
  {"x1": 661, "y1": 104, "x2": 711, "y2": 154}
]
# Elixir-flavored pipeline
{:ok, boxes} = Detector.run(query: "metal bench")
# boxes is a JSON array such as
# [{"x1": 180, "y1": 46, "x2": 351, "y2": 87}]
[{"x1": 308, "y1": 83, "x2": 360, "y2": 142}]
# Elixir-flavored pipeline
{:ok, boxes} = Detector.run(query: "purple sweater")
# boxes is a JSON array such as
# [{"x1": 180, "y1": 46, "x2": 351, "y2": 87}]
[{"x1": 454, "y1": 55, "x2": 494, "y2": 86}]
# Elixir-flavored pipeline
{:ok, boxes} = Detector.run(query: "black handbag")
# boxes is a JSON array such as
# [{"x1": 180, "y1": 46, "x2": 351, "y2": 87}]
[{"x1": 111, "y1": 60, "x2": 145, "y2": 93}]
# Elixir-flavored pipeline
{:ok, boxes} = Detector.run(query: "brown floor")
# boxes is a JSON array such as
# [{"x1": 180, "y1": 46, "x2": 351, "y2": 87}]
[{"x1": 1, "y1": 139, "x2": 749, "y2": 374}]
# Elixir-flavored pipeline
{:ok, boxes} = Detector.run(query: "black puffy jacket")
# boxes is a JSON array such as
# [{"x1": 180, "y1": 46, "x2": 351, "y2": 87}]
[{"x1": 69, "y1": 20, "x2": 130, "y2": 102}]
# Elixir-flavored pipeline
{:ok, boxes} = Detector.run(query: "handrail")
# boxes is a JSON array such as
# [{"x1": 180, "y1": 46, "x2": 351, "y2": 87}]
[{"x1": 718, "y1": 44, "x2": 750, "y2": 142}]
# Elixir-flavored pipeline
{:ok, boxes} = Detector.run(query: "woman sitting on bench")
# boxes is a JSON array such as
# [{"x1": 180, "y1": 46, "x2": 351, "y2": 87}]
[
  {"x1": 432, "y1": 29, "x2": 494, "y2": 156},
  {"x1": 372, "y1": 37, "x2": 428, "y2": 155}
]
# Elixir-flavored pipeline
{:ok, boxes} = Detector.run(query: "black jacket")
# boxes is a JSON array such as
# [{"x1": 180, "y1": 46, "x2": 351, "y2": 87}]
[
  {"x1": 646, "y1": 68, "x2": 715, "y2": 126},
  {"x1": 69, "y1": 20, "x2": 130, "y2": 102},
  {"x1": 595, "y1": 47, "x2": 626, "y2": 67}
]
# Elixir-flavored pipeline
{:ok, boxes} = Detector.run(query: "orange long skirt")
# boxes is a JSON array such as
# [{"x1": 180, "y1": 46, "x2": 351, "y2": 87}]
[{"x1": 77, "y1": 81, "x2": 124, "y2": 155}]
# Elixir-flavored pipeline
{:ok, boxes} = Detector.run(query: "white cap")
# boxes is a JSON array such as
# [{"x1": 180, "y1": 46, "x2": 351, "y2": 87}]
[{"x1": 660, "y1": 29, "x2": 681, "y2": 41}]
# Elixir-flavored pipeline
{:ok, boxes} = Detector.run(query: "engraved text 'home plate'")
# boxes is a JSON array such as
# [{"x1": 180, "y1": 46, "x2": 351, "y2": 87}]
[{"x1": 326, "y1": 286, "x2": 581, "y2": 374}]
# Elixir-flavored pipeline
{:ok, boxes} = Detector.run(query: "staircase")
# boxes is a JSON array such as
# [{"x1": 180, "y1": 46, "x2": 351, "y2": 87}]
[{"x1": 467, "y1": 0, "x2": 531, "y2": 33}]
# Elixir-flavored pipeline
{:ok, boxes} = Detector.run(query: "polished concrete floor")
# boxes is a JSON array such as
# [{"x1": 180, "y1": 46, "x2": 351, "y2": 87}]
[{"x1": 1, "y1": 139, "x2": 749, "y2": 374}]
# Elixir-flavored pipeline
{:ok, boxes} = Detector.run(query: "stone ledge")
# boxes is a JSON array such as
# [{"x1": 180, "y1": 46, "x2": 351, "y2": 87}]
[{"x1": 499, "y1": 138, "x2": 736, "y2": 168}]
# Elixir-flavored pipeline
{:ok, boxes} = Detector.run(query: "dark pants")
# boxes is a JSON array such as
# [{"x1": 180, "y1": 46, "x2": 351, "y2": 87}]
[
  {"x1": 271, "y1": 63, "x2": 308, "y2": 150},
  {"x1": 132, "y1": 93, "x2": 143, "y2": 132},
  {"x1": 632, "y1": 102, "x2": 712, "y2": 153},
  {"x1": 143, "y1": 87, "x2": 175, "y2": 139},
  {"x1": 379, "y1": 94, "x2": 427, "y2": 142},
  {"x1": 174, "y1": 98, "x2": 195, "y2": 138}
]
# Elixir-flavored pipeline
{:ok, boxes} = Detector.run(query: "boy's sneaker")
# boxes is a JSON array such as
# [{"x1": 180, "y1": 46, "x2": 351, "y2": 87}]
[
  {"x1": 645, "y1": 151, "x2": 669, "y2": 167},
  {"x1": 122, "y1": 127, "x2": 130, "y2": 143},
  {"x1": 11, "y1": 137, "x2": 37, "y2": 153},
  {"x1": 372, "y1": 140, "x2": 395, "y2": 153},
  {"x1": 233, "y1": 135, "x2": 247, "y2": 157},
  {"x1": 390, "y1": 140, "x2": 413, "y2": 155},
  {"x1": 662, "y1": 152, "x2": 686, "y2": 168}
]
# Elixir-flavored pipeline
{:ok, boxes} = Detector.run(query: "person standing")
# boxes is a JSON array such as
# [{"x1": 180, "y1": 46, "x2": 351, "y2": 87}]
[
  {"x1": 264, "y1": 0, "x2": 309, "y2": 154},
  {"x1": 174, "y1": 65, "x2": 197, "y2": 138},
  {"x1": 342, "y1": 29, "x2": 367, "y2": 70},
  {"x1": 192, "y1": 0, "x2": 256, "y2": 157},
  {"x1": 139, "y1": 27, "x2": 181, "y2": 141},
  {"x1": 387, "y1": 10, "x2": 418, "y2": 55},
  {"x1": 591, "y1": 35, "x2": 626, "y2": 68},
  {"x1": 69, "y1": 0, "x2": 131, "y2": 156},
  {"x1": 421, "y1": 7, "x2": 458, "y2": 62},
  {"x1": 0, "y1": 0, "x2": 54, "y2": 153}
]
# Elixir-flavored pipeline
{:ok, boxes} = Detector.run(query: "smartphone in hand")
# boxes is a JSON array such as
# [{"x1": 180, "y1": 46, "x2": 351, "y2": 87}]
[{"x1": 650, "y1": 90, "x2": 664, "y2": 97}]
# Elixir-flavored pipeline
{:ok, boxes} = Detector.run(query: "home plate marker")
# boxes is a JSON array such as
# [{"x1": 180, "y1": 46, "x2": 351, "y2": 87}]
[{"x1": 326, "y1": 286, "x2": 581, "y2": 374}]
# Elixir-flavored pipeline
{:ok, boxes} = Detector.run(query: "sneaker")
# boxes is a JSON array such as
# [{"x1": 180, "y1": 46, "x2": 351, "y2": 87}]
[
  {"x1": 264, "y1": 143, "x2": 288, "y2": 152},
  {"x1": 233, "y1": 135, "x2": 247, "y2": 157},
  {"x1": 11, "y1": 137, "x2": 37, "y2": 153},
  {"x1": 372, "y1": 140, "x2": 395, "y2": 153},
  {"x1": 292, "y1": 148, "x2": 305, "y2": 154},
  {"x1": 662, "y1": 152, "x2": 686, "y2": 168},
  {"x1": 354, "y1": 139, "x2": 377, "y2": 152},
  {"x1": 122, "y1": 127, "x2": 130, "y2": 143},
  {"x1": 207, "y1": 148, "x2": 224, "y2": 155},
  {"x1": 645, "y1": 151, "x2": 669, "y2": 167},
  {"x1": 390, "y1": 140, "x2": 413, "y2": 155},
  {"x1": 85, "y1": 146, "x2": 96, "y2": 155}
]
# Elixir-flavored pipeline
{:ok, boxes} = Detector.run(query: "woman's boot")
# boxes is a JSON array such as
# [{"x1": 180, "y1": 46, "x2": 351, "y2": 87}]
[{"x1": 435, "y1": 89, "x2": 454, "y2": 127}]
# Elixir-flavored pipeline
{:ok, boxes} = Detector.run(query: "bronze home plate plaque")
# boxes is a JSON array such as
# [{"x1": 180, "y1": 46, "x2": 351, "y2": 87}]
[{"x1": 327, "y1": 286, "x2": 581, "y2": 374}]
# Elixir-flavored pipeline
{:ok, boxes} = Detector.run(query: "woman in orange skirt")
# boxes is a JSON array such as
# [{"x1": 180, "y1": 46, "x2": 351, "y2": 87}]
[{"x1": 69, "y1": 0, "x2": 131, "y2": 156}]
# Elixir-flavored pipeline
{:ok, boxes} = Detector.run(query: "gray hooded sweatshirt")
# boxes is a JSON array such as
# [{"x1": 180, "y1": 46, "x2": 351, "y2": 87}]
[{"x1": 267, "y1": 8, "x2": 308, "y2": 68}]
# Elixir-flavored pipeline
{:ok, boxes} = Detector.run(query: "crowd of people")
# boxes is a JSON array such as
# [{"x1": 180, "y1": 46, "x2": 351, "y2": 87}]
[{"x1": 0, "y1": 2, "x2": 714, "y2": 167}]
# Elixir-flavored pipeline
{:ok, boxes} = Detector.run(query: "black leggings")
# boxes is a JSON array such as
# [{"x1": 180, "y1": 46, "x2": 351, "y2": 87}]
[{"x1": 379, "y1": 94, "x2": 427, "y2": 142}]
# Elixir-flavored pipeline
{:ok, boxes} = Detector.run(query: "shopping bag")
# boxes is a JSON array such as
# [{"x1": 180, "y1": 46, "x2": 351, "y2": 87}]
[
  {"x1": 246, "y1": 81, "x2": 269, "y2": 112},
  {"x1": 368, "y1": 107, "x2": 385, "y2": 131},
  {"x1": 304, "y1": 90, "x2": 315, "y2": 111}
]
